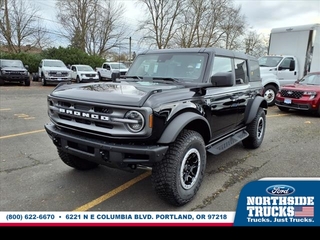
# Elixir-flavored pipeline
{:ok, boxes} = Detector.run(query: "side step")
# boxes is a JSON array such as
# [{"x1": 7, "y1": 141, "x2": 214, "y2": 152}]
[{"x1": 207, "y1": 130, "x2": 249, "y2": 155}]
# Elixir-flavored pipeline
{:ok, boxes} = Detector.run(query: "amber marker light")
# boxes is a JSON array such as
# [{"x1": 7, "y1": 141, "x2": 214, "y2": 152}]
[{"x1": 149, "y1": 114, "x2": 153, "y2": 128}]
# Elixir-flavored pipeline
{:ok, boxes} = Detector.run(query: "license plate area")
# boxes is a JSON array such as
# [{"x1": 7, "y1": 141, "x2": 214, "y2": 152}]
[{"x1": 284, "y1": 98, "x2": 292, "y2": 104}]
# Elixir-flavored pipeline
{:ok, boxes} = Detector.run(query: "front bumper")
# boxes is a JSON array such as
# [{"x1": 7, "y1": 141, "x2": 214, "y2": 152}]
[
  {"x1": 275, "y1": 99, "x2": 317, "y2": 111},
  {"x1": 80, "y1": 77, "x2": 99, "y2": 82},
  {"x1": 1, "y1": 75, "x2": 29, "y2": 82},
  {"x1": 44, "y1": 122, "x2": 168, "y2": 166}
]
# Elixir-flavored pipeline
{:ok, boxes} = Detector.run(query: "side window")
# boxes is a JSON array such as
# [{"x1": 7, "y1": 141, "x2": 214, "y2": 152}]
[
  {"x1": 248, "y1": 59, "x2": 261, "y2": 82},
  {"x1": 212, "y1": 56, "x2": 233, "y2": 75},
  {"x1": 234, "y1": 59, "x2": 248, "y2": 84},
  {"x1": 102, "y1": 64, "x2": 107, "y2": 69},
  {"x1": 106, "y1": 64, "x2": 111, "y2": 70},
  {"x1": 279, "y1": 57, "x2": 294, "y2": 70}
]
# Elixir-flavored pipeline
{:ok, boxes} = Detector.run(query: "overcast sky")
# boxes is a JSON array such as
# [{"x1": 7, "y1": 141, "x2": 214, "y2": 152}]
[{"x1": 27, "y1": 0, "x2": 320, "y2": 49}]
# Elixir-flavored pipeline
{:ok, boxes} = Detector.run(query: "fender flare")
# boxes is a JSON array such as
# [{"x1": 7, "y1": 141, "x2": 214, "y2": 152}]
[
  {"x1": 157, "y1": 112, "x2": 211, "y2": 144},
  {"x1": 244, "y1": 96, "x2": 268, "y2": 124}
]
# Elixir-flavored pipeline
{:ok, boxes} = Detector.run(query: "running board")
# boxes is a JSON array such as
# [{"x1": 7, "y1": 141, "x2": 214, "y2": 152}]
[{"x1": 206, "y1": 130, "x2": 249, "y2": 155}]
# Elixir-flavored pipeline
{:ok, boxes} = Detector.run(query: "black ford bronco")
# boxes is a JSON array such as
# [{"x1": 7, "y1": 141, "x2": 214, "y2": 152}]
[
  {"x1": 44, "y1": 47, "x2": 267, "y2": 206},
  {"x1": 0, "y1": 59, "x2": 30, "y2": 86}
]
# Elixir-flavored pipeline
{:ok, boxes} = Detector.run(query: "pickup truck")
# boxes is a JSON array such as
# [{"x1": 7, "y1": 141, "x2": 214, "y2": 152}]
[
  {"x1": 0, "y1": 59, "x2": 30, "y2": 86},
  {"x1": 96, "y1": 62, "x2": 129, "y2": 81},
  {"x1": 38, "y1": 59, "x2": 72, "y2": 86},
  {"x1": 44, "y1": 47, "x2": 268, "y2": 206}
]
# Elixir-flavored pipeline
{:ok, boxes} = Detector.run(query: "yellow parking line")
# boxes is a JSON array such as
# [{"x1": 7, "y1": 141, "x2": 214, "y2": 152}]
[
  {"x1": 73, "y1": 171, "x2": 152, "y2": 212},
  {"x1": 267, "y1": 113, "x2": 290, "y2": 118},
  {"x1": 0, "y1": 129, "x2": 45, "y2": 139}
]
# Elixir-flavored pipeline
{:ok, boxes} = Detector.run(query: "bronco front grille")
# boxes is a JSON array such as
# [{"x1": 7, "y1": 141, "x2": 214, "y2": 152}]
[
  {"x1": 48, "y1": 97, "x2": 153, "y2": 138},
  {"x1": 280, "y1": 89, "x2": 303, "y2": 99}
]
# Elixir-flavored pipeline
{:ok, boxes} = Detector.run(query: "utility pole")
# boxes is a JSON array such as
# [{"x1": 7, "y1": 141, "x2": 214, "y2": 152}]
[{"x1": 129, "y1": 36, "x2": 131, "y2": 63}]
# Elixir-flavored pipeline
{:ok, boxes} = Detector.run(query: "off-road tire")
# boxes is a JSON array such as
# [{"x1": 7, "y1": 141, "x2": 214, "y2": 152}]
[
  {"x1": 242, "y1": 107, "x2": 266, "y2": 149},
  {"x1": 41, "y1": 73, "x2": 47, "y2": 86},
  {"x1": 151, "y1": 129, "x2": 206, "y2": 206},
  {"x1": 25, "y1": 77, "x2": 30, "y2": 86},
  {"x1": 57, "y1": 148, "x2": 99, "y2": 170},
  {"x1": 264, "y1": 84, "x2": 277, "y2": 106}
]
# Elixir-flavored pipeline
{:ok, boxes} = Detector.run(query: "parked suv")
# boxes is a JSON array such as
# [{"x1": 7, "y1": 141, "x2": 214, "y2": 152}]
[
  {"x1": 275, "y1": 71, "x2": 320, "y2": 116},
  {"x1": 0, "y1": 59, "x2": 30, "y2": 86},
  {"x1": 38, "y1": 59, "x2": 72, "y2": 86},
  {"x1": 44, "y1": 47, "x2": 268, "y2": 206},
  {"x1": 70, "y1": 64, "x2": 99, "y2": 83}
]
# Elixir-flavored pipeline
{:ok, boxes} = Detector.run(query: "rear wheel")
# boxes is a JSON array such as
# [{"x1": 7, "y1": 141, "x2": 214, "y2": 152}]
[
  {"x1": 57, "y1": 148, "x2": 99, "y2": 170},
  {"x1": 242, "y1": 107, "x2": 266, "y2": 149},
  {"x1": 151, "y1": 130, "x2": 206, "y2": 206}
]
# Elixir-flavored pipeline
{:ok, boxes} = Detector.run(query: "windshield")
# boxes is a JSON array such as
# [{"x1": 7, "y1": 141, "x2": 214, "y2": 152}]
[
  {"x1": 110, "y1": 63, "x2": 128, "y2": 69},
  {"x1": 126, "y1": 53, "x2": 207, "y2": 82},
  {"x1": 0, "y1": 59, "x2": 24, "y2": 68},
  {"x1": 43, "y1": 60, "x2": 66, "y2": 67},
  {"x1": 77, "y1": 65, "x2": 94, "y2": 71},
  {"x1": 259, "y1": 56, "x2": 283, "y2": 67},
  {"x1": 298, "y1": 73, "x2": 320, "y2": 85}
]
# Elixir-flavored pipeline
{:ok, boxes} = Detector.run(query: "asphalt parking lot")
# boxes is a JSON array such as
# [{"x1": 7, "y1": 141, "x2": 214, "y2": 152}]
[{"x1": 1, "y1": 81, "x2": 320, "y2": 212}]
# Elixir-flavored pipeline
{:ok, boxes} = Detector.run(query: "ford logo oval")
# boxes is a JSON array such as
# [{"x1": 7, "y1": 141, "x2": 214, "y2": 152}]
[{"x1": 266, "y1": 185, "x2": 295, "y2": 195}]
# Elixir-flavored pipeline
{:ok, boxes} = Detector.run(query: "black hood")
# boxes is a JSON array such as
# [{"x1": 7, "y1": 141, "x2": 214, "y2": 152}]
[
  {"x1": 1, "y1": 66, "x2": 27, "y2": 71},
  {"x1": 50, "y1": 81, "x2": 186, "y2": 107}
]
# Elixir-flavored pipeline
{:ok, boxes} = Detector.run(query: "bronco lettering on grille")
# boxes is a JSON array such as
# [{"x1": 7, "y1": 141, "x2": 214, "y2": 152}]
[{"x1": 59, "y1": 108, "x2": 110, "y2": 121}]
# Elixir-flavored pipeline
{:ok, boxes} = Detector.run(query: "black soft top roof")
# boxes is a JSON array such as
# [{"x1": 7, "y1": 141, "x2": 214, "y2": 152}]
[{"x1": 139, "y1": 47, "x2": 257, "y2": 60}]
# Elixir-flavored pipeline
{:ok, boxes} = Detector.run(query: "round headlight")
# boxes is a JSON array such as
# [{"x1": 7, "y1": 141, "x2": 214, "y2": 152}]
[{"x1": 124, "y1": 110, "x2": 145, "y2": 132}]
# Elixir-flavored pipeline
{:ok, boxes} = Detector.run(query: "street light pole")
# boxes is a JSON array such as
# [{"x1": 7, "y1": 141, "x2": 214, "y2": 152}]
[{"x1": 129, "y1": 36, "x2": 131, "y2": 63}]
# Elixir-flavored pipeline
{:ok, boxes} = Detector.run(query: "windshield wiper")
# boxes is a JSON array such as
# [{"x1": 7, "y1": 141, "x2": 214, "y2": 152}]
[
  {"x1": 124, "y1": 76, "x2": 142, "y2": 81},
  {"x1": 152, "y1": 77, "x2": 183, "y2": 84}
]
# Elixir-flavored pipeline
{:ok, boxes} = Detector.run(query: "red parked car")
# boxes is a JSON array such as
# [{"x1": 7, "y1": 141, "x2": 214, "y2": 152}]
[{"x1": 275, "y1": 72, "x2": 320, "y2": 116}]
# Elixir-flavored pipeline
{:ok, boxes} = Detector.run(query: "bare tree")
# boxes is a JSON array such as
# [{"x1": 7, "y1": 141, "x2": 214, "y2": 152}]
[
  {"x1": 219, "y1": 3, "x2": 246, "y2": 50},
  {"x1": 137, "y1": 0, "x2": 185, "y2": 49},
  {"x1": 56, "y1": 0, "x2": 130, "y2": 57},
  {"x1": 243, "y1": 30, "x2": 268, "y2": 57},
  {"x1": 0, "y1": 0, "x2": 51, "y2": 53},
  {"x1": 175, "y1": 0, "x2": 233, "y2": 48}
]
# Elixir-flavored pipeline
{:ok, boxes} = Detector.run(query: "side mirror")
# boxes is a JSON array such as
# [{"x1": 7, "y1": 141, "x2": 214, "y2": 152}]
[
  {"x1": 210, "y1": 72, "x2": 234, "y2": 87},
  {"x1": 25, "y1": 65, "x2": 29, "y2": 69}
]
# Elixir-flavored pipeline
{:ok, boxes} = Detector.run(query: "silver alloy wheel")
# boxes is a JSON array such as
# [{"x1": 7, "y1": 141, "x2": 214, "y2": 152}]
[{"x1": 180, "y1": 148, "x2": 201, "y2": 190}]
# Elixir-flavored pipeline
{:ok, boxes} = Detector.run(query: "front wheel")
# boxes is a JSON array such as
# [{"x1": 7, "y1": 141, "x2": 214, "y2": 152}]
[
  {"x1": 242, "y1": 107, "x2": 266, "y2": 149},
  {"x1": 151, "y1": 130, "x2": 206, "y2": 206},
  {"x1": 57, "y1": 148, "x2": 99, "y2": 170},
  {"x1": 25, "y1": 77, "x2": 30, "y2": 86},
  {"x1": 263, "y1": 85, "x2": 277, "y2": 106},
  {"x1": 41, "y1": 74, "x2": 47, "y2": 86}
]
